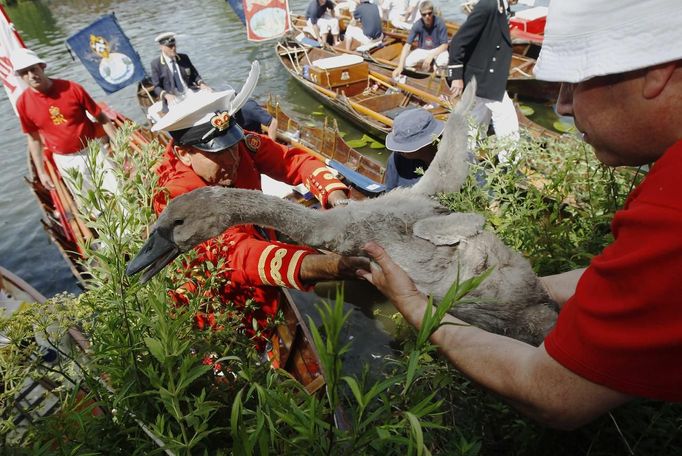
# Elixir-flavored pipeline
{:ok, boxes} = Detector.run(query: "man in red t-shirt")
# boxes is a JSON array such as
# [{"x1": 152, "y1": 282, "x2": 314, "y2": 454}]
[
  {"x1": 358, "y1": 0, "x2": 682, "y2": 430},
  {"x1": 11, "y1": 48, "x2": 117, "y2": 193}
]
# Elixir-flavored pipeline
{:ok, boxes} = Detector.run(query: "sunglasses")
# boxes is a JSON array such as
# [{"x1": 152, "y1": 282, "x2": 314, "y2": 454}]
[
  {"x1": 162, "y1": 41, "x2": 176, "y2": 48},
  {"x1": 421, "y1": 10, "x2": 433, "y2": 16}
]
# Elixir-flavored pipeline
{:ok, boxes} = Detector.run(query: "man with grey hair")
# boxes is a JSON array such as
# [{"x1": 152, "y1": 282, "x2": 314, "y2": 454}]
[
  {"x1": 391, "y1": 1, "x2": 449, "y2": 78},
  {"x1": 359, "y1": 0, "x2": 682, "y2": 429}
]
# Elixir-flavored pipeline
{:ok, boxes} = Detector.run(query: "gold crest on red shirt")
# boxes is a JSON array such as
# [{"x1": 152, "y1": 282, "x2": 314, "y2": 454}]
[
  {"x1": 210, "y1": 111, "x2": 231, "y2": 131},
  {"x1": 49, "y1": 106, "x2": 67, "y2": 126}
]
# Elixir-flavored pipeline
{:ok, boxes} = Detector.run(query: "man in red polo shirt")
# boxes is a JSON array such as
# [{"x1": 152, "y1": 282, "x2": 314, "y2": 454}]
[
  {"x1": 359, "y1": 0, "x2": 682, "y2": 430},
  {"x1": 12, "y1": 48, "x2": 117, "y2": 193}
]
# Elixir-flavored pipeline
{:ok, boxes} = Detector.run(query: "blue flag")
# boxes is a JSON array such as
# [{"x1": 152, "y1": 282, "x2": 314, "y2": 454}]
[
  {"x1": 66, "y1": 14, "x2": 144, "y2": 94},
  {"x1": 226, "y1": 0, "x2": 246, "y2": 25}
]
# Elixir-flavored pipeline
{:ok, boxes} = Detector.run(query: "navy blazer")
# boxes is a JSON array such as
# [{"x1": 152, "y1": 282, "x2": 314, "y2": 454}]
[
  {"x1": 150, "y1": 53, "x2": 203, "y2": 98},
  {"x1": 447, "y1": 0, "x2": 512, "y2": 101}
]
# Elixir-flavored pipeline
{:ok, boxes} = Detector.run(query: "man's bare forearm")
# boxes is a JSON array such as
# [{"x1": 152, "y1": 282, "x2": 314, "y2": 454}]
[
  {"x1": 540, "y1": 268, "x2": 585, "y2": 308},
  {"x1": 392, "y1": 292, "x2": 628, "y2": 430},
  {"x1": 97, "y1": 114, "x2": 117, "y2": 145}
]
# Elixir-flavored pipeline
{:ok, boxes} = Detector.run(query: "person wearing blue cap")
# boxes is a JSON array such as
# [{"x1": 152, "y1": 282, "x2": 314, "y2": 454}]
[{"x1": 384, "y1": 108, "x2": 444, "y2": 191}]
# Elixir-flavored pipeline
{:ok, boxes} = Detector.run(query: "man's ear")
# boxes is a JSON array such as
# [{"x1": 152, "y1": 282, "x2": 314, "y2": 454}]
[
  {"x1": 174, "y1": 145, "x2": 193, "y2": 166},
  {"x1": 642, "y1": 61, "x2": 677, "y2": 99}
]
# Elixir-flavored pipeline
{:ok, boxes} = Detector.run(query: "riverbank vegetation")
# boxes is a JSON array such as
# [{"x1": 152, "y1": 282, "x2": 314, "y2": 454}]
[{"x1": 1, "y1": 124, "x2": 679, "y2": 454}]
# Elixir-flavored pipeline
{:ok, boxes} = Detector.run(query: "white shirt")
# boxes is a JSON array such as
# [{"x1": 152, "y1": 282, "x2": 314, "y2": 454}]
[{"x1": 161, "y1": 52, "x2": 188, "y2": 91}]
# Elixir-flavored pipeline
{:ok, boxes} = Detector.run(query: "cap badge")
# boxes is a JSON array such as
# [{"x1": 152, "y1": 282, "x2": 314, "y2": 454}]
[{"x1": 210, "y1": 111, "x2": 231, "y2": 131}]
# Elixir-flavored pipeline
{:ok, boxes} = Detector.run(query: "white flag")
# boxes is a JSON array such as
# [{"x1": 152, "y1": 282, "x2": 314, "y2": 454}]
[{"x1": 0, "y1": 7, "x2": 27, "y2": 115}]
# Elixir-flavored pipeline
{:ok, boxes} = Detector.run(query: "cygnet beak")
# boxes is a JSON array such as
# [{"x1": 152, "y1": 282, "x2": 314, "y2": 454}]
[{"x1": 126, "y1": 227, "x2": 180, "y2": 283}]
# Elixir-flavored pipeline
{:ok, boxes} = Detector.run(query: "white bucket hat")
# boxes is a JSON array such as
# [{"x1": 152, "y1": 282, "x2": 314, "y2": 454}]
[
  {"x1": 534, "y1": 0, "x2": 682, "y2": 83},
  {"x1": 10, "y1": 48, "x2": 46, "y2": 74}
]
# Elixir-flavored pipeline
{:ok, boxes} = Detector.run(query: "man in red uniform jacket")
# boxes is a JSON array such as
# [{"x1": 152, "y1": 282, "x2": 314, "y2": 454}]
[
  {"x1": 147, "y1": 68, "x2": 366, "y2": 342},
  {"x1": 11, "y1": 48, "x2": 117, "y2": 193}
]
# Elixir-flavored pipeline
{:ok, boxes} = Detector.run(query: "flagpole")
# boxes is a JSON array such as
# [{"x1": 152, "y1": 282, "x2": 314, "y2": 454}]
[{"x1": 0, "y1": 4, "x2": 26, "y2": 48}]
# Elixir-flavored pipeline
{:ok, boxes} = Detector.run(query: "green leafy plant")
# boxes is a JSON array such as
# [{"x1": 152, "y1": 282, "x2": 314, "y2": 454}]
[{"x1": 3, "y1": 124, "x2": 679, "y2": 456}]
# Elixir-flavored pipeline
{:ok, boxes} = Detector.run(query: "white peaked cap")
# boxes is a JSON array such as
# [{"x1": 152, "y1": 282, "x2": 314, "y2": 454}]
[
  {"x1": 534, "y1": 0, "x2": 682, "y2": 83},
  {"x1": 152, "y1": 61, "x2": 261, "y2": 133},
  {"x1": 151, "y1": 89, "x2": 237, "y2": 132},
  {"x1": 155, "y1": 32, "x2": 176, "y2": 43}
]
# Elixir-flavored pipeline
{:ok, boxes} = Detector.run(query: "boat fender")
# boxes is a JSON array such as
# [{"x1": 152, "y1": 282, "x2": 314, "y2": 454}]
[{"x1": 244, "y1": 134, "x2": 262, "y2": 153}]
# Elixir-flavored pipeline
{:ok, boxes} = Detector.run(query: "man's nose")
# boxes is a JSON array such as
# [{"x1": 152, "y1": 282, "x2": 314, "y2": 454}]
[{"x1": 555, "y1": 83, "x2": 575, "y2": 116}]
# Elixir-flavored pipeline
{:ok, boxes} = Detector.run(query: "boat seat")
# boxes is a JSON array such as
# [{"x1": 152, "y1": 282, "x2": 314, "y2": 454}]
[
  {"x1": 356, "y1": 39, "x2": 383, "y2": 53},
  {"x1": 382, "y1": 105, "x2": 412, "y2": 119},
  {"x1": 147, "y1": 101, "x2": 164, "y2": 124},
  {"x1": 311, "y1": 54, "x2": 364, "y2": 70}
]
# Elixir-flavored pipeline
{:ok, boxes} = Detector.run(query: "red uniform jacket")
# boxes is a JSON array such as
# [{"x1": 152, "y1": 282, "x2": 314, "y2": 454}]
[{"x1": 153, "y1": 133, "x2": 349, "y2": 340}]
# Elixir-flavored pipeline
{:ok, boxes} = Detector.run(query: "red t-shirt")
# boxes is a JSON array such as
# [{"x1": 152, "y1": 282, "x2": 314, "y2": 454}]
[
  {"x1": 16, "y1": 79, "x2": 103, "y2": 155},
  {"x1": 545, "y1": 139, "x2": 682, "y2": 401}
]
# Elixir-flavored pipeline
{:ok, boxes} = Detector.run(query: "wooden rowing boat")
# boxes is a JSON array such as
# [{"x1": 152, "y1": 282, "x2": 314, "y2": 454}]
[
  {"x1": 1, "y1": 266, "x2": 56, "y2": 441},
  {"x1": 0, "y1": 266, "x2": 46, "y2": 313},
  {"x1": 265, "y1": 94, "x2": 387, "y2": 196},
  {"x1": 293, "y1": 13, "x2": 542, "y2": 78},
  {"x1": 290, "y1": 13, "x2": 558, "y2": 101},
  {"x1": 276, "y1": 34, "x2": 450, "y2": 139},
  {"x1": 0, "y1": 267, "x2": 102, "y2": 442}
]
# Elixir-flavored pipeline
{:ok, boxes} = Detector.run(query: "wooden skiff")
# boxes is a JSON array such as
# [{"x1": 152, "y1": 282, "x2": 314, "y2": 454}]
[
  {"x1": 276, "y1": 34, "x2": 451, "y2": 139},
  {"x1": 266, "y1": 95, "x2": 387, "y2": 196}
]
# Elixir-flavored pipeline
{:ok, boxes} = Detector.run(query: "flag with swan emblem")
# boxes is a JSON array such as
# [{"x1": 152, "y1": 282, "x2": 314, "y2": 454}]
[{"x1": 66, "y1": 14, "x2": 144, "y2": 94}]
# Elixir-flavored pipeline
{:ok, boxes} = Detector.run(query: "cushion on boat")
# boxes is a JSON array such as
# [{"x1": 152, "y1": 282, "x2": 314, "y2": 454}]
[
  {"x1": 382, "y1": 106, "x2": 411, "y2": 120},
  {"x1": 311, "y1": 54, "x2": 364, "y2": 70}
]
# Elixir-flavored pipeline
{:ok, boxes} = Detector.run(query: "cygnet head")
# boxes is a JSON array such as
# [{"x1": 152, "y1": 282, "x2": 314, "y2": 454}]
[{"x1": 126, "y1": 187, "x2": 236, "y2": 282}]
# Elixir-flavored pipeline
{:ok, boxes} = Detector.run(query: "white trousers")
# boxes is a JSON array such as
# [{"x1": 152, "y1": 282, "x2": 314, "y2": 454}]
[
  {"x1": 388, "y1": 10, "x2": 412, "y2": 30},
  {"x1": 405, "y1": 48, "x2": 449, "y2": 69},
  {"x1": 469, "y1": 91, "x2": 520, "y2": 163},
  {"x1": 306, "y1": 16, "x2": 340, "y2": 36},
  {"x1": 344, "y1": 25, "x2": 383, "y2": 46},
  {"x1": 52, "y1": 145, "x2": 119, "y2": 197}
]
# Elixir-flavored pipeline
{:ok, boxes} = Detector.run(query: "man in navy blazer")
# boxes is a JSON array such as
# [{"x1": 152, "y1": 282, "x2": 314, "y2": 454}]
[
  {"x1": 150, "y1": 32, "x2": 210, "y2": 106},
  {"x1": 447, "y1": 0, "x2": 519, "y2": 150}
]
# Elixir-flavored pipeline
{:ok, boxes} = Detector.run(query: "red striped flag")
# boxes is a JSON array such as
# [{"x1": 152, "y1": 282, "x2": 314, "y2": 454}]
[{"x1": 0, "y1": 5, "x2": 27, "y2": 115}]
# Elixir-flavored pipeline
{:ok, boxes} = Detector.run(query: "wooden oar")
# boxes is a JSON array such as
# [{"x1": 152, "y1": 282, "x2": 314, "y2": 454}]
[
  {"x1": 45, "y1": 161, "x2": 88, "y2": 252},
  {"x1": 369, "y1": 71, "x2": 452, "y2": 109}
]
